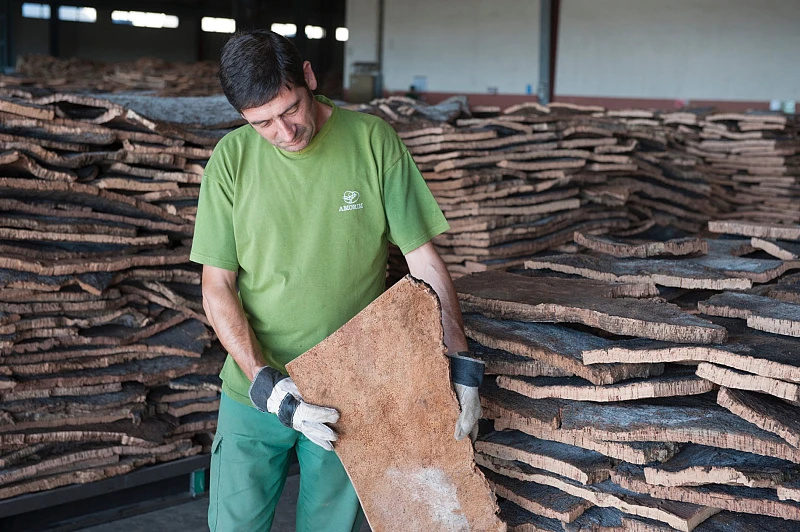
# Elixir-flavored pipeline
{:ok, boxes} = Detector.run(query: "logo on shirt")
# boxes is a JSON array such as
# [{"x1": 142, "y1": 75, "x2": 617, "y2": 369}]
[{"x1": 339, "y1": 190, "x2": 364, "y2": 212}]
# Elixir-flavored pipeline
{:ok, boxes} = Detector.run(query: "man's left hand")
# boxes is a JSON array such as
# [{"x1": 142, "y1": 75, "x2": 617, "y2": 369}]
[{"x1": 449, "y1": 353, "x2": 484, "y2": 441}]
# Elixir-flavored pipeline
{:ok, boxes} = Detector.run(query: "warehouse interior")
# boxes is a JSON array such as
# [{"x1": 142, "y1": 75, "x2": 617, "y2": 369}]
[{"x1": 0, "y1": 0, "x2": 799, "y2": 531}]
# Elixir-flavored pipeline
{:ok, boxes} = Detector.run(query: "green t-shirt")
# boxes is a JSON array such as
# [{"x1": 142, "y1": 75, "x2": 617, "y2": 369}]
[{"x1": 190, "y1": 95, "x2": 450, "y2": 406}]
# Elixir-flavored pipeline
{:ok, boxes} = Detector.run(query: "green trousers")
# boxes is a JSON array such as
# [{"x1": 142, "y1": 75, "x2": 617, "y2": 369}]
[{"x1": 208, "y1": 392, "x2": 365, "y2": 531}]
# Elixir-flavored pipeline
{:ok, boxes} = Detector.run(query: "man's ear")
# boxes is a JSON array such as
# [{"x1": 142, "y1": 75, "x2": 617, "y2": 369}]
[{"x1": 303, "y1": 61, "x2": 318, "y2": 91}]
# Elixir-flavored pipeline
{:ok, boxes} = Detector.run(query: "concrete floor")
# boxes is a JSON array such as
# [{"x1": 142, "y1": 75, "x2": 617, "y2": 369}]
[{"x1": 79, "y1": 473, "x2": 371, "y2": 532}]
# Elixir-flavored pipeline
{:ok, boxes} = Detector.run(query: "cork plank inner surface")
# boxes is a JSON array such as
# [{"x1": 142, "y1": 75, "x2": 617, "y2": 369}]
[{"x1": 287, "y1": 276, "x2": 505, "y2": 532}]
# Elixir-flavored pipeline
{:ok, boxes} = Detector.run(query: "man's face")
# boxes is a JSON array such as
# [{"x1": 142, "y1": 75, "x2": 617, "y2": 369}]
[{"x1": 241, "y1": 61, "x2": 320, "y2": 152}]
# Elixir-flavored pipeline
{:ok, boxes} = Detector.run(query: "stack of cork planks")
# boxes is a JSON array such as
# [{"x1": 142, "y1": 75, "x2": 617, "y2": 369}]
[
  {"x1": 2, "y1": 55, "x2": 224, "y2": 97},
  {"x1": 0, "y1": 90, "x2": 233, "y2": 500},
  {"x1": 456, "y1": 227, "x2": 800, "y2": 530},
  {"x1": 675, "y1": 112, "x2": 800, "y2": 225},
  {"x1": 359, "y1": 99, "x2": 718, "y2": 278}
]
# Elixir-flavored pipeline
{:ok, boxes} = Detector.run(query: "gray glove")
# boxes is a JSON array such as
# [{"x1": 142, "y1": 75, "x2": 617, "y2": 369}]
[
  {"x1": 248, "y1": 366, "x2": 339, "y2": 451},
  {"x1": 449, "y1": 352, "x2": 485, "y2": 441}
]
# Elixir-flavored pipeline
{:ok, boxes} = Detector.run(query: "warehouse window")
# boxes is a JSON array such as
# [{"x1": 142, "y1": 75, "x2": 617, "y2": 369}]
[
  {"x1": 202, "y1": 17, "x2": 235, "y2": 33},
  {"x1": 305, "y1": 26, "x2": 325, "y2": 39},
  {"x1": 58, "y1": 6, "x2": 96, "y2": 22},
  {"x1": 271, "y1": 23, "x2": 296, "y2": 37},
  {"x1": 21, "y1": 3, "x2": 49, "y2": 19},
  {"x1": 111, "y1": 10, "x2": 179, "y2": 29},
  {"x1": 22, "y1": 4, "x2": 97, "y2": 22},
  {"x1": 335, "y1": 27, "x2": 348, "y2": 42}
]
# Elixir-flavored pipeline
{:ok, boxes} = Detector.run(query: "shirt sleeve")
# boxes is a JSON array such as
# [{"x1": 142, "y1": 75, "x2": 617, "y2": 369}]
[
  {"x1": 383, "y1": 148, "x2": 450, "y2": 255},
  {"x1": 190, "y1": 161, "x2": 239, "y2": 271}
]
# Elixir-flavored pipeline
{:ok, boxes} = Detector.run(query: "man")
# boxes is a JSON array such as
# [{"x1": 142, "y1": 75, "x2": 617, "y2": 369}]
[{"x1": 191, "y1": 30, "x2": 483, "y2": 532}]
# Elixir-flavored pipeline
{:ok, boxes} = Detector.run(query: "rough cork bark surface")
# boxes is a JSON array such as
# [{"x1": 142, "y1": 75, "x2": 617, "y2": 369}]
[
  {"x1": 643, "y1": 444, "x2": 794, "y2": 488},
  {"x1": 526, "y1": 253, "x2": 795, "y2": 290},
  {"x1": 477, "y1": 430, "x2": 613, "y2": 484},
  {"x1": 779, "y1": 478, "x2": 800, "y2": 502},
  {"x1": 482, "y1": 384, "x2": 800, "y2": 463},
  {"x1": 620, "y1": 511, "x2": 800, "y2": 532},
  {"x1": 582, "y1": 317, "x2": 800, "y2": 383},
  {"x1": 699, "y1": 292, "x2": 800, "y2": 337},
  {"x1": 456, "y1": 271, "x2": 726, "y2": 344},
  {"x1": 716, "y1": 387, "x2": 800, "y2": 448},
  {"x1": 573, "y1": 232, "x2": 708, "y2": 258},
  {"x1": 287, "y1": 276, "x2": 504, "y2": 532},
  {"x1": 696, "y1": 362, "x2": 800, "y2": 401},
  {"x1": 465, "y1": 313, "x2": 662, "y2": 385},
  {"x1": 494, "y1": 417, "x2": 682, "y2": 466},
  {"x1": 498, "y1": 365, "x2": 712, "y2": 403},
  {"x1": 708, "y1": 220, "x2": 800, "y2": 241},
  {"x1": 482, "y1": 467, "x2": 592, "y2": 523},
  {"x1": 497, "y1": 499, "x2": 563, "y2": 532},
  {"x1": 612, "y1": 462, "x2": 800, "y2": 521},
  {"x1": 751, "y1": 237, "x2": 800, "y2": 260},
  {"x1": 468, "y1": 340, "x2": 572, "y2": 379},
  {"x1": 478, "y1": 453, "x2": 719, "y2": 532}
]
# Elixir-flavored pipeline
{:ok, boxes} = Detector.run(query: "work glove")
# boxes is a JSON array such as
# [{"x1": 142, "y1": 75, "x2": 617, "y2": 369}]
[
  {"x1": 248, "y1": 366, "x2": 339, "y2": 451},
  {"x1": 449, "y1": 352, "x2": 485, "y2": 442}
]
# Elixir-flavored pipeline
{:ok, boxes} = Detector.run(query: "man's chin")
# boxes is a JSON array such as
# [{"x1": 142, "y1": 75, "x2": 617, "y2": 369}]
[{"x1": 277, "y1": 137, "x2": 310, "y2": 152}]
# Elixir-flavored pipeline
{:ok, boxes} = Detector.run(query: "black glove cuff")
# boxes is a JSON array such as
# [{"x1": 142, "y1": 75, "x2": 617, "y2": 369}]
[
  {"x1": 277, "y1": 393, "x2": 299, "y2": 428},
  {"x1": 448, "y1": 351, "x2": 485, "y2": 387},
  {"x1": 248, "y1": 366, "x2": 288, "y2": 413}
]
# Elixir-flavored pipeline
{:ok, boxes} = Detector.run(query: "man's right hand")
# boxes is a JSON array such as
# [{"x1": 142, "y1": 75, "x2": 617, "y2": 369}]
[{"x1": 249, "y1": 366, "x2": 340, "y2": 451}]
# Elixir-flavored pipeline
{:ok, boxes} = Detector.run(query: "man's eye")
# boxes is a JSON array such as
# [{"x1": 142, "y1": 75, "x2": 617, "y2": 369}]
[{"x1": 287, "y1": 106, "x2": 299, "y2": 115}]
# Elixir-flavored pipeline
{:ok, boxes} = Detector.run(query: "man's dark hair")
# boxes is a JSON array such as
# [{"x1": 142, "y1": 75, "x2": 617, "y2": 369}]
[{"x1": 220, "y1": 30, "x2": 307, "y2": 112}]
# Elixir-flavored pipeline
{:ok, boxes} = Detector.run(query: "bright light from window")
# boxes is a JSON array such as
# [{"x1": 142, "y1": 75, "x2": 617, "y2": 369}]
[
  {"x1": 335, "y1": 27, "x2": 349, "y2": 42},
  {"x1": 21, "y1": 3, "x2": 50, "y2": 19},
  {"x1": 112, "y1": 10, "x2": 179, "y2": 29},
  {"x1": 305, "y1": 25, "x2": 325, "y2": 40},
  {"x1": 58, "y1": 6, "x2": 96, "y2": 22},
  {"x1": 201, "y1": 17, "x2": 235, "y2": 33},
  {"x1": 271, "y1": 23, "x2": 296, "y2": 37}
]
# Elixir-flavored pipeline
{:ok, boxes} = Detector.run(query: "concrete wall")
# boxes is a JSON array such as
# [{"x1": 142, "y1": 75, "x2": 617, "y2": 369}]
[
  {"x1": 343, "y1": 0, "x2": 380, "y2": 88},
  {"x1": 556, "y1": 0, "x2": 800, "y2": 102},
  {"x1": 346, "y1": 0, "x2": 540, "y2": 95}
]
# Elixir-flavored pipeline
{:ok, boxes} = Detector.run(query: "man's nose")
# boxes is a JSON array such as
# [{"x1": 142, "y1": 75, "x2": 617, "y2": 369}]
[{"x1": 276, "y1": 118, "x2": 294, "y2": 140}]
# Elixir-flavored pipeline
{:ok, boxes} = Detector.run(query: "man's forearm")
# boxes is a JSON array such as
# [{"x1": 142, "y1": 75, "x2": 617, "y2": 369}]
[
  {"x1": 406, "y1": 242, "x2": 469, "y2": 354},
  {"x1": 203, "y1": 283, "x2": 267, "y2": 382}
]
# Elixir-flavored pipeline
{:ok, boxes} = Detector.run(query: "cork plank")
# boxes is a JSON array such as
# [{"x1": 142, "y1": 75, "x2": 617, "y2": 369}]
[
  {"x1": 482, "y1": 468, "x2": 592, "y2": 523},
  {"x1": 498, "y1": 365, "x2": 712, "y2": 403},
  {"x1": 612, "y1": 462, "x2": 800, "y2": 521},
  {"x1": 643, "y1": 444, "x2": 795, "y2": 488},
  {"x1": 699, "y1": 292, "x2": 800, "y2": 337},
  {"x1": 751, "y1": 238, "x2": 800, "y2": 260},
  {"x1": 286, "y1": 277, "x2": 504, "y2": 532},
  {"x1": 482, "y1": 384, "x2": 800, "y2": 463},
  {"x1": 621, "y1": 511, "x2": 800, "y2": 532},
  {"x1": 708, "y1": 220, "x2": 800, "y2": 241},
  {"x1": 716, "y1": 387, "x2": 800, "y2": 448},
  {"x1": 582, "y1": 317, "x2": 800, "y2": 384},
  {"x1": 573, "y1": 232, "x2": 707, "y2": 258},
  {"x1": 0, "y1": 456, "x2": 157, "y2": 500},
  {"x1": 696, "y1": 362, "x2": 800, "y2": 401},
  {"x1": 778, "y1": 478, "x2": 800, "y2": 502},
  {"x1": 497, "y1": 499, "x2": 563, "y2": 532},
  {"x1": 490, "y1": 414, "x2": 682, "y2": 466},
  {"x1": 464, "y1": 313, "x2": 662, "y2": 385},
  {"x1": 562, "y1": 507, "x2": 624, "y2": 532},
  {"x1": 455, "y1": 271, "x2": 727, "y2": 344},
  {"x1": 525, "y1": 254, "x2": 756, "y2": 290},
  {"x1": 468, "y1": 340, "x2": 573, "y2": 378},
  {"x1": 478, "y1": 453, "x2": 718, "y2": 532},
  {"x1": 477, "y1": 430, "x2": 614, "y2": 484}
]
